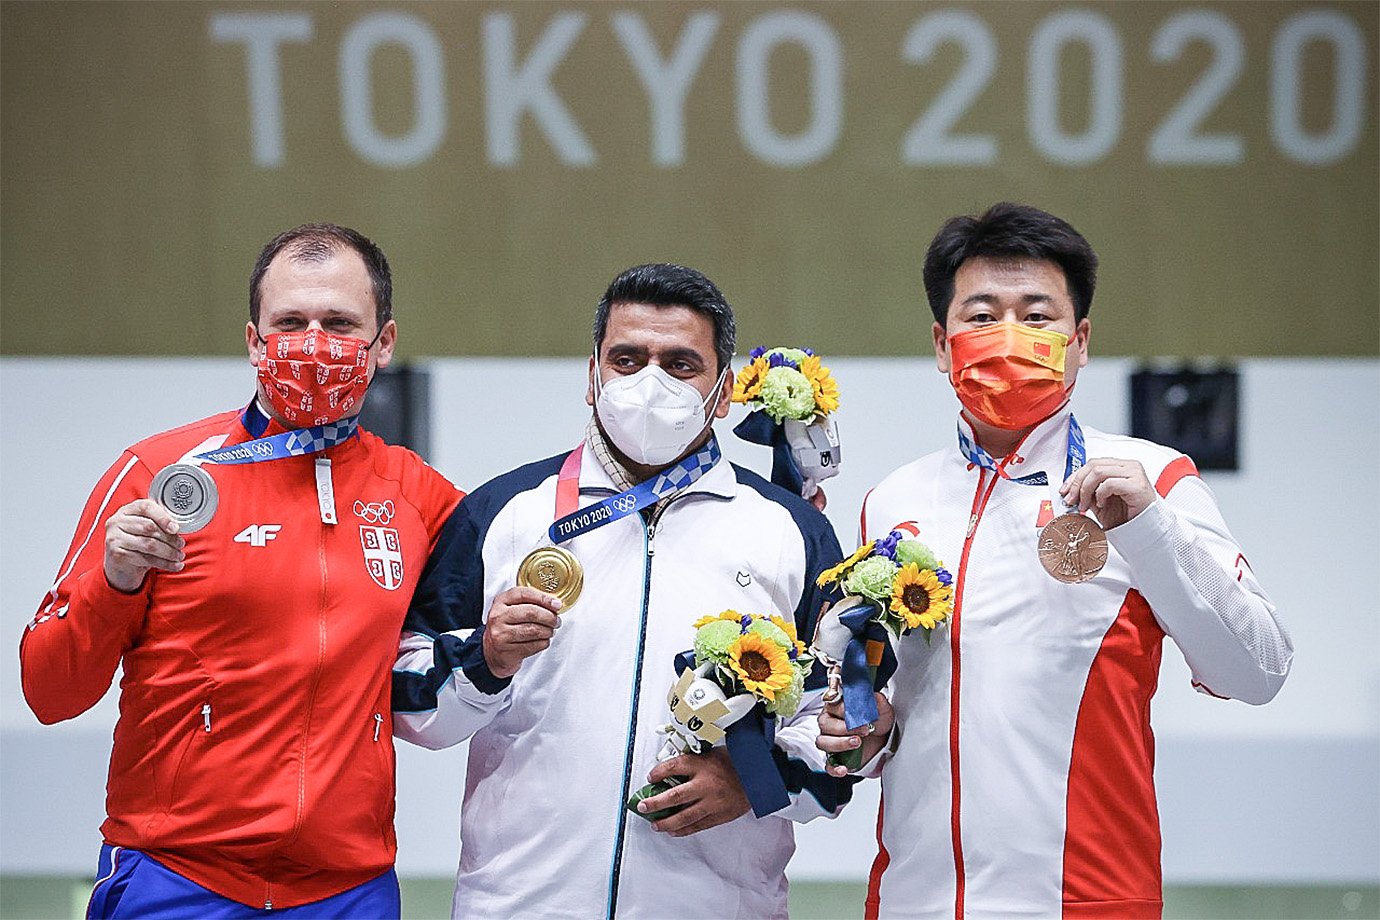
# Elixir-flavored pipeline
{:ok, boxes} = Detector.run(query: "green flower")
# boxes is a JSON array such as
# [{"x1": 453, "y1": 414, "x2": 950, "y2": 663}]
[
  {"x1": 694, "y1": 619, "x2": 742, "y2": 666},
  {"x1": 842, "y1": 556, "x2": 897, "y2": 604},
  {"x1": 759, "y1": 367, "x2": 816, "y2": 422},
  {"x1": 766, "y1": 665, "x2": 806, "y2": 718},
  {"x1": 746, "y1": 617, "x2": 792, "y2": 649},
  {"x1": 894, "y1": 539, "x2": 940, "y2": 572},
  {"x1": 766, "y1": 347, "x2": 811, "y2": 366}
]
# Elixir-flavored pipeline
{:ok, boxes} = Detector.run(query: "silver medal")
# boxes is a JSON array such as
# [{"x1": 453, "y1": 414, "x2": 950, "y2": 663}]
[{"x1": 149, "y1": 463, "x2": 218, "y2": 533}]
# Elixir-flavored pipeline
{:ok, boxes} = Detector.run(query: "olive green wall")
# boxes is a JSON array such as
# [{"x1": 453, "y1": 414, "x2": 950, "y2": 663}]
[{"x1": 3, "y1": 1, "x2": 1376, "y2": 358}]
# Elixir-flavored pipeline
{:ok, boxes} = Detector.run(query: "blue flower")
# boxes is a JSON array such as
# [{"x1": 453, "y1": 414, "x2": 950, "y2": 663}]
[
  {"x1": 767, "y1": 351, "x2": 793, "y2": 369},
  {"x1": 749, "y1": 346, "x2": 767, "y2": 360},
  {"x1": 739, "y1": 613, "x2": 754, "y2": 633},
  {"x1": 874, "y1": 531, "x2": 903, "y2": 560},
  {"x1": 935, "y1": 567, "x2": 953, "y2": 587}
]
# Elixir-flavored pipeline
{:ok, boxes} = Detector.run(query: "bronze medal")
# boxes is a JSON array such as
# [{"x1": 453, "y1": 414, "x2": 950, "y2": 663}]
[
  {"x1": 517, "y1": 546, "x2": 584, "y2": 611},
  {"x1": 1038, "y1": 513, "x2": 1108, "y2": 584}
]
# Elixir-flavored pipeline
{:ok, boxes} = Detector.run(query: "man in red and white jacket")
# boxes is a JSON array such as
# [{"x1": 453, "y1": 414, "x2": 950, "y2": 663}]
[
  {"x1": 818, "y1": 203, "x2": 1292, "y2": 920},
  {"x1": 21, "y1": 224, "x2": 461, "y2": 918}
]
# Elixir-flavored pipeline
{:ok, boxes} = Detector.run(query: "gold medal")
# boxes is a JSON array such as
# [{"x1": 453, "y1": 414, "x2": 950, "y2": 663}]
[
  {"x1": 517, "y1": 546, "x2": 584, "y2": 611},
  {"x1": 1038, "y1": 513, "x2": 1108, "y2": 584}
]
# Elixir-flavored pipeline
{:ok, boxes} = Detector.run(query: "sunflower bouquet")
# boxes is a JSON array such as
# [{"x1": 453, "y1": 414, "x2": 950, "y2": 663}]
[
  {"x1": 732, "y1": 346, "x2": 839, "y2": 423},
  {"x1": 732, "y1": 347, "x2": 842, "y2": 499},
  {"x1": 626, "y1": 611, "x2": 813, "y2": 822},
  {"x1": 812, "y1": 527, "x2": 953, "y2": 769},
  {"x1": 689, "y1": 610, "x2": 813, "y2": 715},
  {"x1": 816, "y1": 529, "x2": 954, "y2": 640}
]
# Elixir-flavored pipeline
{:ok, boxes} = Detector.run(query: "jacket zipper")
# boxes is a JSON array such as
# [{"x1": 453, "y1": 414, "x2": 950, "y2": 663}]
[
  {"x1": 373, "y1": 712, "x2": 383, "y2": 742},
  {"x1": 283, "y1": 493, "x2": 332, "y2": 850},
  {"x1": 605, "y1": 515, "x2": 658, "y2": 920},
  {"x1": 201, "y1": 703, "x2": 212, "y2": 733},
  {"x1": 948, "y1": 467, "x2": 1001, "y2": 920}
]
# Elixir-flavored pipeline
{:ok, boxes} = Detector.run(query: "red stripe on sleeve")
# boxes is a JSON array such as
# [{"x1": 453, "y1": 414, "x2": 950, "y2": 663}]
[
  {"x1": 859, "y1": 488, "x2": 875, "y2": 543},
  {"x1": 1154, "y1": 456, "x2": 1198, "y2": 498}
]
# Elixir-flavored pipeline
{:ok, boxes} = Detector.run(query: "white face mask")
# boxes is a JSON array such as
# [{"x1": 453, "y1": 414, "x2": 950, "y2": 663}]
[{"x1": 594, "y1": 362, "x2": 727, "y2": 466}]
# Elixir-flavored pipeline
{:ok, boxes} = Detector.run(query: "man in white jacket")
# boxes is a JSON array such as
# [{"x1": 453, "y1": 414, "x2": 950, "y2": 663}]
[
  {"x1": 817, "y1": 203, "x2": 1292, "y2": 920},
  {"x1": 394, "y1": 263, "x2": 853, "y2": 919}
]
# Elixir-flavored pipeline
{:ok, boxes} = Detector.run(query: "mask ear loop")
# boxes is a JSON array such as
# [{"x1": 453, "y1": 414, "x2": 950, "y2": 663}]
[
  {"x1": 591, "y1": 353, "x2": 604, "y2": 404},
  {"x1": 699, "y1": 364, "x2": 730, "y2": 415}
]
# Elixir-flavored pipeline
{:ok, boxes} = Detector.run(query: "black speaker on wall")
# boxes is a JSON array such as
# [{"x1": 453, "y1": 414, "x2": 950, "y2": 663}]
[
  {"x1": 1129, "y1": 365, "x2": 1239, "y2": 471},
  {"x1": 360, "y1": 364, "x2": 432, "y2": 461}
]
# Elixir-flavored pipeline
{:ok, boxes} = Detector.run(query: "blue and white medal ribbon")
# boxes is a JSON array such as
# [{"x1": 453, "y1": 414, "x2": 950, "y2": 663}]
[
  {"x1": 548, "y1": 438, "x2": 721, "y2": 544},
  {"x1": 194, "y1": 416, "x2": 360, "y2": 465},
  {"x1": 156, "y1": 405, "x2": 361, "y2": 530},
  {"x1": 1057, "y1": 415, "x2": 1087, "y2": 508},
  {"x1": 955, "y1": 415, "x2": 1085, "y2": 491}
]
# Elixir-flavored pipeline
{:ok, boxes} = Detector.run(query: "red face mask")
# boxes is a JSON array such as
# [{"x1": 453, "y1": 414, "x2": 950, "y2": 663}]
[
  {"x1": 255, "y1": 329, "x2": 374, "y2": 426},
  {"x1": 947, "y1": 323, "x2": 1072, "y2": 430}
]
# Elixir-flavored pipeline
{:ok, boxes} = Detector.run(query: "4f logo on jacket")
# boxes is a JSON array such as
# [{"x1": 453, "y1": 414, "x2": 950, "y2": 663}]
[
  {"x1": 355, "y1": 500, "x2": 403, "y2": 591},
  {"x1": 234, "y1": 524, "x2": 281, "y2": 547}
]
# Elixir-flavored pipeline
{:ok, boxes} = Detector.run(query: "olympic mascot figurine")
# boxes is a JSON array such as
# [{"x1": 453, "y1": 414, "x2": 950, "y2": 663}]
[{"x1": 625, "y1": 663, "x2": 757, "y2": 821}]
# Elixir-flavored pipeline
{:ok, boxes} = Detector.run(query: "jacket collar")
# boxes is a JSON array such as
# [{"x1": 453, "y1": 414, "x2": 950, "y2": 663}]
[
  {"x1": 230, "y1": 396, "x2": 362, "y2": 453},
  {"x1": 955, "y1": 404, "x2": 1076, "y2": 484}
]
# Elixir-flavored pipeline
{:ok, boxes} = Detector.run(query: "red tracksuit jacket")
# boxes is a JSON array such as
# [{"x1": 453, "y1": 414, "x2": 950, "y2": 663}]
[{"x1": 20, "y1": 403, "x2": 461, "y2": 909}]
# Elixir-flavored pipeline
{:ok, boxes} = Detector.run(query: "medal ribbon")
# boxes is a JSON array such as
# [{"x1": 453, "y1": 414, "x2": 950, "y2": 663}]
[
  {"x1": 548, "y1": 438, "x2": 722, "y2": 544},
  {"x1": 1052, "y1": 415, "x2": 1087, "y2": 513},
  {"x1": 194, "y1": 403, "x2": 359, "y2": 465},
  {"x1": 955, "y1": 415, "x2": 1085, "y2": 494}
]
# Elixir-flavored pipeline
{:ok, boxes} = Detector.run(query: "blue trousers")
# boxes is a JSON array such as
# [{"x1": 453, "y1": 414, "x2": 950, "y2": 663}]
[{"x1": 87, "y1": 845, "x2": 401, "y2": 919}]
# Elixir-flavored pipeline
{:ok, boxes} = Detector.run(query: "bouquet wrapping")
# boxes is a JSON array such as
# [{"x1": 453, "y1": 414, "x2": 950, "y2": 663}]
[{"x1": 626, "y1": 610, "x2": 813, "y2": 821}]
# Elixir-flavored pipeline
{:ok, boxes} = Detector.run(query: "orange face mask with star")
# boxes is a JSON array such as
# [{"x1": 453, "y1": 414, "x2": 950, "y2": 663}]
[{"x1": 947, "y1": 323, "x2": 1072, "y2": 430}]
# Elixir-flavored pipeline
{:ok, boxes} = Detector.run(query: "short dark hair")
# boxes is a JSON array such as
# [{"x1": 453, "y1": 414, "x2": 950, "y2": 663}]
[
  {"x1": 593, "y1": 263, "x2": 737, "y2": 372},
  {"x1": 922, "y1": 202, "x2": 1098, "y2": 324},
  {"x1": 249, "y1": 223, "x2": 393, "y2": 328}
]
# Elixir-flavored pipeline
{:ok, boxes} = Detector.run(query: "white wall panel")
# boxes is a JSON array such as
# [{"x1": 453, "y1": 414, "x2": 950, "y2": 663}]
[{"x1": 2, "y1": 356, "x2": 1376, "y2": 883}]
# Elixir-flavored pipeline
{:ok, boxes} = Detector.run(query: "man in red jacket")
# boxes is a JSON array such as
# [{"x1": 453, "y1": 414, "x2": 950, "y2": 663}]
[{"x1": 21, "y1": 224, "x2": 462, "y2": 918}]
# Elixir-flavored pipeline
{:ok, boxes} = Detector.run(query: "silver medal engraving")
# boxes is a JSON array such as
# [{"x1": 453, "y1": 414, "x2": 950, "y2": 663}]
[{"x1": 149, "y1": 463, "x2": 218, "y2": 533}]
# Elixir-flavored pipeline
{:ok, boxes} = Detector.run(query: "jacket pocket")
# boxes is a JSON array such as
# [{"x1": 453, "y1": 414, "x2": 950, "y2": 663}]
[{"x1": 161, "y1": 699, "x2": 213, "y2": 815}]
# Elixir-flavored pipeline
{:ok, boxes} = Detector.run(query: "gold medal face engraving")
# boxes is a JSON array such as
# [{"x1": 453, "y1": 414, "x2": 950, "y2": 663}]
[
  {"x1": 1038, "y1": 513, "x2": 1108, "y2": 584},
  {"x1": 517, "y1": 546, "x2": 584, "y2": 611},
  {"x1": 149, "y1": 463, "x2": 219, "y2": 534}
]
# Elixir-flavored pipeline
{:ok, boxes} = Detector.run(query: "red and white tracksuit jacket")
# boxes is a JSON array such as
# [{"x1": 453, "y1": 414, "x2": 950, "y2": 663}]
[
  {"x1": 859, "y1": 407, "x2": 1292, "y2": 920},
  {"x1": 20, "y1": 402, "x2": 461, "y2": 909}
]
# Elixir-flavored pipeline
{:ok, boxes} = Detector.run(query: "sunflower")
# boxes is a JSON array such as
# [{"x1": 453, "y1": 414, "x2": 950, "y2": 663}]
[
  {"x1": 731, "y1": 356, "x2": 771, "y2": 404},
  {"x1": 815, "y1": 540, "x2": 876, "y2": 588},
  {"x1": 726, "y1": 632, "x2": 794, "y2": 701},
  {"x1": 692, "y1": 609, "x2": 747, "y2": 629},
  {"x1": 890, "y1": 564, "x2": 953, "y2": 632},
  {"x1": 768, "y1": 614, "x2": 808, "y2": 658},
  {"x1": 800, "y1": 354, "x2": 840, "y2": 415}
]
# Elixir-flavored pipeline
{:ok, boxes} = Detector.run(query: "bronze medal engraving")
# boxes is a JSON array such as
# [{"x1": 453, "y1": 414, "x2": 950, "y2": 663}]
[
  {"x1": 517, "y1": 546, "x2": 584, "y2": 611},
  {"x1": 1038, "y1": 513, "x2": 1108, "y2": 584}
]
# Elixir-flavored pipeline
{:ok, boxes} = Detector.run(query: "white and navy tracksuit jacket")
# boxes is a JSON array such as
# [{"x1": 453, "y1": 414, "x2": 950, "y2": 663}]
[
  {"x1": 393, "y1": 438, "x2": 853, "y2": 920},
  {"x1": 859, "y1": 408, "x2": 1293, "y2": 920}
]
